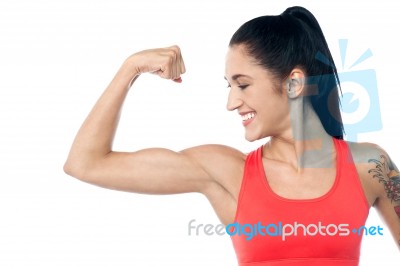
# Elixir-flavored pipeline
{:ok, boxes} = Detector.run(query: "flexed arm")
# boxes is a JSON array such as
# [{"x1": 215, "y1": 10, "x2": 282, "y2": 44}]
[
  {"x1": 64, "y1": 46, "x2": 213, "y2": 194},
  {"x1": 63, "y1": 45, "x2": 245, "y2": 225},
  {"x1": 64, "y1": 45, "x2": 185, "y2": 163}
]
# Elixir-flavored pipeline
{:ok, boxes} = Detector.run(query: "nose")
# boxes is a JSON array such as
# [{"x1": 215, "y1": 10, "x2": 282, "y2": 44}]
[{"x1": 226, "y1": 87, "x2": 243, "y2": 111}]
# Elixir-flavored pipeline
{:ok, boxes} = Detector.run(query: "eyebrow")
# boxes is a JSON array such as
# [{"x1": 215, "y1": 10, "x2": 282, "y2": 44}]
[{"x1": 224, "y1": 74, "x2": 252, "y2": 81}]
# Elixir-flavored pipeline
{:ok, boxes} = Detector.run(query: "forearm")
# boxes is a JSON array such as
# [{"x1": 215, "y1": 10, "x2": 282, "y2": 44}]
[
  {"x1": 64, "y1": 59, "x2": 138, "y2": 175},
  {"x1": 64, "y1": 46, "x2": 185, "y2": 179}
]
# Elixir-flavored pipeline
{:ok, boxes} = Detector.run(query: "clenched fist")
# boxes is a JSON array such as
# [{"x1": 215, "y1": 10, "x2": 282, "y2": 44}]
[{"x1": 125, "y1": 45, "x2": 186, "y2": 83}]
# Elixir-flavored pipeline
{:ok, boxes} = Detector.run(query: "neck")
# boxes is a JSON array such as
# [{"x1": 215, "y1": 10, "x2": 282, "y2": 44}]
[{"x1": 265, "y1": 97, "x2": 335, "y2": 171}]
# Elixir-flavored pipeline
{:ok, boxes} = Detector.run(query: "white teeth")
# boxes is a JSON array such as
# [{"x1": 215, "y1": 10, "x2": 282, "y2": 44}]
[{"x1": 241, "y1": 113, "x2": 255, "y2": 121}]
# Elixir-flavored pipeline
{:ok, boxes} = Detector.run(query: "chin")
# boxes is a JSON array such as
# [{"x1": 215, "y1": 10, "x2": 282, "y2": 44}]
[
  {"x1": 244, "y1": 132, "x2": 262, "y2": 142},
  {"x1": 245, "y1": 129, "x2": 270, "y2": 142},
  {"x1": 245, "y1": 136, "x2": 257, "y2": 142}
]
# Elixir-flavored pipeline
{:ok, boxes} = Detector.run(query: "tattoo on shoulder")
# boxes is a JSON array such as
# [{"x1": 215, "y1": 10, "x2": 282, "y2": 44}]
[{"x1": 368, "y1": 155, "x2": 400, "y2": 218}]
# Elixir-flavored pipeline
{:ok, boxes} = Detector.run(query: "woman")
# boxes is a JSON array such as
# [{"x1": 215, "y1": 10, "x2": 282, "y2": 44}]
[{"x1": 64, "y1": 6, "x2": 400, "y2": 265}]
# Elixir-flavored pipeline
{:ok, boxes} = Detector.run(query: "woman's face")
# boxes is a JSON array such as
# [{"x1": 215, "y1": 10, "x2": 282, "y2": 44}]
[{"x1": 225, "y1": 45, "x2": 291, "y2": 141}]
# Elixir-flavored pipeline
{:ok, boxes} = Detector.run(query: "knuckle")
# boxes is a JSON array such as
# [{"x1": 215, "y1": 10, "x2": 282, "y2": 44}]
[
  {"x1": 166, "y1": 50, "x2": 177, "y2": 60},
  {"x1": 170, "y1": 45, "x2": 181, "y2": 56},
  {"x1": 170, "y1": 45, "x2": 180, "y2": 52}
]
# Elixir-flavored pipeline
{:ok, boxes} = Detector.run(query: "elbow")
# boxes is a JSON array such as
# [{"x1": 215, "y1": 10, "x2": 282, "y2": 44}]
[
  {"x1": 63, "y1": 159, "x2": 80, "y2": 179},
  {"x1": 63, "y1": 160, "x2": 75, "y2": 177},
  {"x1": 63, "y1": 157, "x2": 90, "y2": 181}
]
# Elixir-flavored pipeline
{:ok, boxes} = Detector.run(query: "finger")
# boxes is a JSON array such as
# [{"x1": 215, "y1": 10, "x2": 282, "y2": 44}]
[
  {"x1": 177, "y1": 49, "x2": 186, "y2": 74},
  {"x1": 155, "y1": 63, "x2": 171, "y2": 80},
  {"x1": 168, "y1": 45, "x2": 180, "y2": 54},
  {"x1": 167, "y1": 48, "x2": 179, "y2": 79},
  {"x1": 173, "y1": 77, "x2": 182, "y2": 83},
  {"x1": 172, "y1": 55, "x2": 181, "y2": 80},
  {"x1": 168, "y1": 45, "x2": 183, "y2": 77},
  {"x1": 156, "y1": 46, "x2": 183, "y2": 81},
  {"x1": 173, "y1": 46, "x2": 185, "y2": 75}
]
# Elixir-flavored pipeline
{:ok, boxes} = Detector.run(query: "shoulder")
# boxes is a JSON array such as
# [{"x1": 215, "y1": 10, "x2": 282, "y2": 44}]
[
  {"x1": 181, "y1": 144, "x2": 247, "y2": 180},
  {"x1": 346, "y1": 141, "x2": 388, "y2": 165},
  {"x1": 181, "y1": 144, "x2": 247, "y2": 164},
  {"x1": 346, "y1": 140, "x2": 391, "y2": 179},
  {"x1": 346, "y1": 140, "x2": 395, "y2": 206},
  {"x1": 182, "y1": 144, "x2": 247, "y2": 157}
]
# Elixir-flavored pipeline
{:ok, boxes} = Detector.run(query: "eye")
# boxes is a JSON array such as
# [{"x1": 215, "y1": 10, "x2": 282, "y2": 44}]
[
  {"x1": 226, "y1": 83, "x2": 231, "y2": 88},
  {"x1": 238, "y1": 85, "x2": 249, "y2": 90}
]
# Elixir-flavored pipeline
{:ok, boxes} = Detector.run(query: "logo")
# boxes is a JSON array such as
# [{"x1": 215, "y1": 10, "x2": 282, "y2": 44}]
[
  {"x1": 335, "y1": 39, "x2": 382, "y2": 141},
  {"x1": 187, "y1": 219, "x2": 384, "y2": 241}
]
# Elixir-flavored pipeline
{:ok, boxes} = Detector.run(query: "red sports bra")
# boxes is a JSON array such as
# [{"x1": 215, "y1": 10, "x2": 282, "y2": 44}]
[{"x1": 230, "y1": 138, "x2": 370, "y2": 265}]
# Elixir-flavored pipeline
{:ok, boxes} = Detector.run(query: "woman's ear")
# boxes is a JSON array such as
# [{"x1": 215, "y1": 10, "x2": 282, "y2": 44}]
[{"x1": 286, "y1": 68, "x2": 305, "y2": 99}]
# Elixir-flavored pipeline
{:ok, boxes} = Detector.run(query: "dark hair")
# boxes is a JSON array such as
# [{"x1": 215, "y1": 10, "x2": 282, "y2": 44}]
[{"x1": 229, "y1": 6, "x2": 344, "y2": 139}]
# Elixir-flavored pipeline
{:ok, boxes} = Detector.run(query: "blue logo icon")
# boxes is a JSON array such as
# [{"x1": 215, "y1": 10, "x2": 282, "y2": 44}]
[{"x1": 337, "y1": 39, "x2": 382, "y2": 141}]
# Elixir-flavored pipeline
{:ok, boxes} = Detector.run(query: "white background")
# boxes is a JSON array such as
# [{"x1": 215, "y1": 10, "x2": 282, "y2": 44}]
[{"x1": 1, "y1": 0, "x2": 399, "y2": 265}]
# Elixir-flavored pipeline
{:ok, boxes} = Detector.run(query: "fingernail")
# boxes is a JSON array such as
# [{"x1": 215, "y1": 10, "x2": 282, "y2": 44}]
[{"x1": 173, "y1": 77, "x2": 182, "y2": 83}]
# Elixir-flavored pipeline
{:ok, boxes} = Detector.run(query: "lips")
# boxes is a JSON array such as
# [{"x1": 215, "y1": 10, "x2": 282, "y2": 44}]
[{"x1": 240, "y1": 112, "x2": 255, "y2": 126}]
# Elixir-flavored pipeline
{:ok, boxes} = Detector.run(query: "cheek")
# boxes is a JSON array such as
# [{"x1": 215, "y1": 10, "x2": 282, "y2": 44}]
[
  {"x1": 258, "y1": 93, "x2": 288, "y2": 116},
  {"x1": 259, "y1": 97, "x2": 290, "y2": 133}
]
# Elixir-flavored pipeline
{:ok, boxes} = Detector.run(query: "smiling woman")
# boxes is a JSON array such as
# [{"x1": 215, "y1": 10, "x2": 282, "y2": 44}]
[
  {"x1": 63, "y1": 5, "x2": 400, "y2": 266},
  {"x1": 225, "y1": 47, "x2": 291, "y2": 141}
]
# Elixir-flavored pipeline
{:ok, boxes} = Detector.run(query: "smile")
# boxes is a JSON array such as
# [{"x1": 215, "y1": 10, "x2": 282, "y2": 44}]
[{"x1": 241, "y1": 112, "x2": 255, "y2": 126}]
